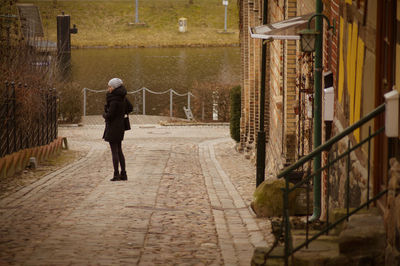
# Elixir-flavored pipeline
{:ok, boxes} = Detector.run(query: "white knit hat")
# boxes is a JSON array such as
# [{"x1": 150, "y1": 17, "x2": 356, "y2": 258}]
[{"x1": 108, "y1": 78, "x2": 123, "y2": 89}]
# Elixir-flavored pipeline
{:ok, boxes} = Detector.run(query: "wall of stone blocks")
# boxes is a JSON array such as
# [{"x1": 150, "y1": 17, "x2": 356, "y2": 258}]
[
  {"x1": 320, "y1": 1, "x2": 380, "y2": 221},
  {"x1": 385, "y1": 158, "x2": 400, "y2": 265}
]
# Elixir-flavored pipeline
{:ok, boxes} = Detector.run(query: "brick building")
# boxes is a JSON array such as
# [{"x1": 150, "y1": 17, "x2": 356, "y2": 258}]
[
  {"x1": 240, "y1": 0, "x2": 316, "y2": 177},
  {"x1": 241, "y1": 0, "x2": 400, "y2": 263}
]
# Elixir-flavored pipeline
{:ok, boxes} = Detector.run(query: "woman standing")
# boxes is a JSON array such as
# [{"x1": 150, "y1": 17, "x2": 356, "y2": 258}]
[{"x1": 103, "y1": 78, "x2": 131, "y2": 181}]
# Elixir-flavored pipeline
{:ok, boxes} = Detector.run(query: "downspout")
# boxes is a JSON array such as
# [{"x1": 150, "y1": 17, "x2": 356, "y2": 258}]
[
  {"x1": 310, "y1": 0, "x2": 323, "y2": 221},
  {"x1": 256, "y1": 0, "x2": 268, "y2": 187},
  {"x1": 282, "y1": 1, "x2": 287, "y2": 157}
]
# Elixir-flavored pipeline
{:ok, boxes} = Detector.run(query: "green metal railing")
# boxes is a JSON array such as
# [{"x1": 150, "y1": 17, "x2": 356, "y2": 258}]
[{"x1": 273, "y1": 103, "x2": 387, "y2": 266}]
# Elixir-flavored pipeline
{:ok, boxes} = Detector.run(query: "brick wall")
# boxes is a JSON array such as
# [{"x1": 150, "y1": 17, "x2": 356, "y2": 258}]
[
  {"x1": 285, "y1": 0, "x2": 297, "y2": 163},
  {"x1": 264, "y1": 0, "x2": 284, "y2": 175},
  {"x1": 297, "y1": 0, "x2": 316, "y2": 15},
  {"x1": 323, "y1": 0, "x2": 339, "y2": 89},
  {"x1": 264, "y1": 0, "x2": 298, "y2": 174},
  {"x1": 240, "y1": 0, "x2": 299, "y2": 178},
  {"x1": 240, "y1": 0, "x2": 245, "y2": 145},
  {"x1": 240, "y1": 0, "x2": 250, "y2": 146},
  {"x1": 240, "y1": 0, "x2": 264, "y2": 149}
]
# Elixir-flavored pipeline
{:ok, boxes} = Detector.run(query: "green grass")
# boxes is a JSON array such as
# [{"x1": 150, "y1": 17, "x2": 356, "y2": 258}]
[{"x1": 25, "y1": 0, "x2": 239, "y2": 47}]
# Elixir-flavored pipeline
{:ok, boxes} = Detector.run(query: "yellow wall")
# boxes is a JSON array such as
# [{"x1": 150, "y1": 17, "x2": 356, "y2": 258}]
[
  {"x1": 338, "y1": 17, "x2": 345, "y2": 103},
  {"x1": 338, "y1": 17, "x2": 365, "y2": 142}
]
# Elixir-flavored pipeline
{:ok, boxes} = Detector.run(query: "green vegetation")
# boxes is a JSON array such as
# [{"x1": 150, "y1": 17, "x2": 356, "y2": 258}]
[
  {"x1": 230, "y1": 85, "x2": 241, "y2": 142},
  {"x1": 26, "y1": 0, "x2": 239, "y2": 47}
]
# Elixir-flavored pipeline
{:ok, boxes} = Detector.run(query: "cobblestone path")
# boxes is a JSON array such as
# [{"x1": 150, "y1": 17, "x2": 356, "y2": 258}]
[{"x1": 0, "y1": 125, "x2": 273, "y2": 265}]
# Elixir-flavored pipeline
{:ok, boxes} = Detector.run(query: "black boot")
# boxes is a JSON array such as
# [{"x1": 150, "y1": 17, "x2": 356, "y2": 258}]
[
  {"x1": 110, "y1": 171, "x2": 120, "y2": 181},
  {"x1": 120, "y1": 171, "x2": 128, "y2": 181}
]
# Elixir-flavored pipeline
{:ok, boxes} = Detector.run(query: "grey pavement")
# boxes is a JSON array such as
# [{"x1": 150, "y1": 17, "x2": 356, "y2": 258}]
[{"x1": 0, "y1": 116, "x2": 274, "y2": 265}]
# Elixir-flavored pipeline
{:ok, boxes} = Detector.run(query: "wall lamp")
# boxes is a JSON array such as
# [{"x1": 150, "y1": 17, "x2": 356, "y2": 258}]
[{"x1": 299, "y1": 14, "x2": 336, "y2": 53}]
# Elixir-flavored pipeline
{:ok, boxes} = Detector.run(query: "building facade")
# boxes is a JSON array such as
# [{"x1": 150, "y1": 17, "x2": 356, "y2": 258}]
[
  {"x1": 240, "y1": 0, "x2": 309, "y2": 176},
  {"x1": 240, "y1": 0, "x2": 400, "y2": 263}
]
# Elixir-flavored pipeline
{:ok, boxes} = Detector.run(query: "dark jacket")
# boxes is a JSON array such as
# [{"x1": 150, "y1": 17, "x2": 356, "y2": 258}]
[{"x1": 102, "y1": 85, "x2": 127, "y2": 142}]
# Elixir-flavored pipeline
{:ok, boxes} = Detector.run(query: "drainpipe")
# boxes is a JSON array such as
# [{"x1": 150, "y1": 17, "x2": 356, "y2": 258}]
[
  {"x1": 256, "y1": 0, "x2": 268, "y2": 187},
  {"x1": 310, "y1": 0, "x2": 323, "y2": 221},
  {"x1": 282, "y1": 1, "x2": 286, "y2": 156}
]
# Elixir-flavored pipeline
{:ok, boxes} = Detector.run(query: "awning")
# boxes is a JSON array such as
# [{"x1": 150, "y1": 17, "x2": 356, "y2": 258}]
[{"x1": 249, "y1": 13, "x2": 314, "y2": 40}]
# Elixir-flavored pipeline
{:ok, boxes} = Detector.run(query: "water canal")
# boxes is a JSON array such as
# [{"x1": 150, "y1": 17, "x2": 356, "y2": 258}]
[{"x1": 71, "y1": 47, "x2": 240, "y2": 116}]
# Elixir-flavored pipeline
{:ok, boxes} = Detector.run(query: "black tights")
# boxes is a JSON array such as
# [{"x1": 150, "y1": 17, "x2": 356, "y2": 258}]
[{"x1": 109, "y1": 141, "x2": 126, "y2": 174}]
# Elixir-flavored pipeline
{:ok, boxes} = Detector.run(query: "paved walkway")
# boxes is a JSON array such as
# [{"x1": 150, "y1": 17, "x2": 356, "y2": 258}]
[{"x1": 0, "y1": 120, "x2": 273, "y2": 265}]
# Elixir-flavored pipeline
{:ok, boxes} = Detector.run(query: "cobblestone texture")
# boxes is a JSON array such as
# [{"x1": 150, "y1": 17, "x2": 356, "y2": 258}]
[{"x1": 0, "y1": 121, "x2": 273, "y2": 265}]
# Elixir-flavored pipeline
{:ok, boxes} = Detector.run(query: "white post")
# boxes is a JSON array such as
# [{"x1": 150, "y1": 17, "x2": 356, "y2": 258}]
[
  {"x1": 202, "y1": 101, "x2": 204, "y2": 120},
  {"x1": 135, "y1": 0, "x2": 139, "y2": 23},
  {"x1": 142, "y1": 88, "x2": 146, "y2": 115},
  {"x1": 224, "y1": 5, "x2": 227, "y2": 32},
  {"x1": 188, "y1": 93, "x2": 191, "y2": 110},
  {"x1": 223, "y1": 0, "x2": 228, "y2": 32},
  {"x1": 170, "y1": 90, "x2": 173, "y2": 117},
  {"x1": 83, "y1": 88, "x2": 86, "y2": 116}
]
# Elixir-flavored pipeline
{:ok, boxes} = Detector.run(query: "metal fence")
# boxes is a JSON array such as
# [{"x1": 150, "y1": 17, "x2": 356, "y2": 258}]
[{"x1": 0, "y1": 82, "x2": 58, "y2": 158}]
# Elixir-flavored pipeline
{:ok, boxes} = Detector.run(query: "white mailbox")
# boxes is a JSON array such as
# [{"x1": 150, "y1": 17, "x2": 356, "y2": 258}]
[
  {"x1": 179, "y1": 17, "x2": 187, "y2": 33},
  {"x1": 384, "y1": 89, "x2": 399, "y2": 137},
  {"x1": 323, "y1": 86, "x2": 334, "y2": 121}
]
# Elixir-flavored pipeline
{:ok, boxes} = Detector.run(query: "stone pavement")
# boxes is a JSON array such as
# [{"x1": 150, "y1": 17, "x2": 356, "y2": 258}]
[{"x1": 0, "y1": 119, "x2": 274, "y2": 265}]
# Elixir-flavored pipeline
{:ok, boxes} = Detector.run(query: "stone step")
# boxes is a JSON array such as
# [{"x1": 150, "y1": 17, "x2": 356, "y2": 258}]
[
  {"x1": 292, "y1": 239, "x2": 345, "y2": 266},
  {"x1": 338, "y1": 212, "x2": 386, "y2": 264},
  {"x1": 329, "y1": 207, "x2": 380, "y2": 235},
  {"x1": 292, "y1": 210, "x2": 385, "y2": 265},
  {"x1": 251, "y1": 246, "x2": 285, "y2": 266},
  {"x1": 253, "y1": 209, "x2": 386, "y2": 265}
]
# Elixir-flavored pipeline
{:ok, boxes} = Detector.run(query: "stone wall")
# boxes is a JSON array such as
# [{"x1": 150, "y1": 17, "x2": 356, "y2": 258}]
[
  {"x1": 320, "y1": 0, "x2": 376, "y2": 218},
  {"x1": 384, "y1": 158, "x2": 400, "y2": 265}
]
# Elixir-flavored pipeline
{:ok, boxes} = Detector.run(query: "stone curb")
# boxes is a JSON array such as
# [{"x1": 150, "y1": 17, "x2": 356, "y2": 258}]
[{"x1": 199, "y1": 138, "x2": 269, "y2": 266}]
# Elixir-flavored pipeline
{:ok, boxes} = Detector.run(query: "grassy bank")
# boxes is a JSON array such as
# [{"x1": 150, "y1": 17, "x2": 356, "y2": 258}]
[{"x1": 24, "y1": 0, "x2": 239, "y2": 47}]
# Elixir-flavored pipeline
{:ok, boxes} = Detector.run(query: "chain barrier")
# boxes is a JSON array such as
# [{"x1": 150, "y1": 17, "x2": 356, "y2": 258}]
[{"x1": 83, "y1": 87, "x2": 194, "y2": 118}]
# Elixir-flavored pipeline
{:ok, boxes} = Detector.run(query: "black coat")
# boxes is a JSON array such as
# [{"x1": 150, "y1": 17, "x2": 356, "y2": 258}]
[{"x1": 102, "y1": 85, "x2": 127, "y2": 143}]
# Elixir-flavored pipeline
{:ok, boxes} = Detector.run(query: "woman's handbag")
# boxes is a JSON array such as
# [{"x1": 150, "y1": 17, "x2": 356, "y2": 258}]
[{"x1": 124, "y1": 114, "x2": 131, "y2": 131}]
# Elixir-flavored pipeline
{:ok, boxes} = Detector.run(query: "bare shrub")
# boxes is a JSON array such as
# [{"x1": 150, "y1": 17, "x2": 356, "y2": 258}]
[
  {"x1": 191, "y1": 81, "x2": 234, "y2": 122},
  {"x1": 58, "y1": 82, "x2": 83, "y2": 123},
  {"x1": 1, "y1": 0, "x2": 82, "y2": 125}
]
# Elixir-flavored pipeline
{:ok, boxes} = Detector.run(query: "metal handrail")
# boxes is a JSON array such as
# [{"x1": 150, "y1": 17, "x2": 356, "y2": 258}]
[
  {"x1": 270, "y1": 188, "x2": 388, "y2": 261},
  {"x1": 275, "y1": 103, "x2": 387, "y2": 266},
  {"x1": 287, "y1": 127, "x2": 385, "y2": 193},
  {"x1": 278, "y1": 103, "x2": 385, "y2": 179}
]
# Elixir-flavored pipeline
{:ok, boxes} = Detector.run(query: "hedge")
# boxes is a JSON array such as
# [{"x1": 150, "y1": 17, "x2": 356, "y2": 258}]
[{"x1": 230, "y1": 85, "x2": 241, "y2": 142}]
